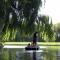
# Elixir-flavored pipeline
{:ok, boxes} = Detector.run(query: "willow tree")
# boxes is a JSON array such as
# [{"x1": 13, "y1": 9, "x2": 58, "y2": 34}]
[
  {"x1": 54, "y1": 23, "x2": 60, "y2": 42},
  {"x1": 0, "y1": 0, "x2": 44, "y2": 41},
  {"x1": 36, "y1": 15, "x2": 55, "y2": 42}
]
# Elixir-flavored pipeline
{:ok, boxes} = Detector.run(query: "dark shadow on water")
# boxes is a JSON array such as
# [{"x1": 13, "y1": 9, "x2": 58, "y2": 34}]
[
  {"x1": 33, "y1": 51, "x2": 36, "y2": 60},
  {"x1": 25, "y1": 50, "x2": 41, "y2": 60}
]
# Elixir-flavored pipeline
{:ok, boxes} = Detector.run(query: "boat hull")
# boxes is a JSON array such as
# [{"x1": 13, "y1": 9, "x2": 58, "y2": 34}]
[{"x1": 25, "y1": 47, "x2": 39, "y2": 50}]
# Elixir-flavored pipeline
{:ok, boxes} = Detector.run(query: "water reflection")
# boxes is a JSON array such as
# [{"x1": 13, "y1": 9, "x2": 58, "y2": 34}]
[
  {"x1": 0, "y1": 46, "x2": 60, "y2": 60},
  {"x1": 42, "y1": 46, "x2": 60, "y2": 60}
]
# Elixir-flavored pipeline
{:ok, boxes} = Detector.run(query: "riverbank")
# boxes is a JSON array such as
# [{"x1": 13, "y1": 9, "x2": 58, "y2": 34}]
[{"x1": 1, "y1": 42, "x2": 60, "y2": 46}]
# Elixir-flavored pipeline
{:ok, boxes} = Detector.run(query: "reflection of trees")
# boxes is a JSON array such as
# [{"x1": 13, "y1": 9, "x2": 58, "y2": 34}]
[
  {"x1": 2, "y1": 49, "x2": 10, "y2": 60},
  {"x1": 55, "y1": 49, "x2": 60, "y2": 60},
  {"x1": 0, "y1": 49, "x2": 2, "y2": 60},
  {"x1": 21, "y1": 52, "x2": 33, "y2": 60},
  {"x1": 41, "y1": 47, "x2": 57, "y2": 60},
  {"x1": 21, "y1": 52, "x2": 38, "y2": 60},
  {"x1": 2, "y1": 49, "x2": 16, "y2": 60},
  {"x1": 9, "y1": 49, "x2": 16, "y2": 60},
  {"x1": 2, "y1": 48, "x2": 60, "y2": 60},
  {"x1": 2, "y1": 49, "x2": 35, "y2": 60}
]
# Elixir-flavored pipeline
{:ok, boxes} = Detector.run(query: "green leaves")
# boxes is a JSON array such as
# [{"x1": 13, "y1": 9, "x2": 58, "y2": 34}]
[
  {"x1": 0, "y1": 0, "x2": 43, "y2": 41},
  {"x1": 37, "y1": 15, "x2": 55, "y2": 41},
  {"x1": 0, "y1": 1, "x2": 5, "y2": 19}
]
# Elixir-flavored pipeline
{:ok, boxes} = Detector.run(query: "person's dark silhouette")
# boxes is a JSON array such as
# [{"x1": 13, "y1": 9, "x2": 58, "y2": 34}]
[{"x1": 33, "y1": 31, "x2": 38, "y2": 44}]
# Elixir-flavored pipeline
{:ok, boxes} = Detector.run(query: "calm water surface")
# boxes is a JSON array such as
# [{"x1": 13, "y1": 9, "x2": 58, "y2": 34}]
[{"x1": 0, "y1": 45, "x2": 60, "y2": 60}]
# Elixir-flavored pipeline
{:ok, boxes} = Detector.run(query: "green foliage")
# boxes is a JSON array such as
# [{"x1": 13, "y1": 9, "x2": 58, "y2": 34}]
[
  {"x1": 54, "y1": 23, "x2": 60, "y2": 33},
  {"x1": 2, "y1": 28, "x2": 17, "y2": 41},
  {"x1": 37, "y1": 15, "x2": 55, "y2": 42},
  {"x1": 0, "y1": 0, "x2": 5, "y2": 19},
  {"x1": 0, "y1": 0, "x2": 43, "y2": 41},
  {"x1": 0, "y1": 0, "x2": 42, "y2": 41},
  {"x1": 54, "y1": 23, "x2": 60, "y2": 42},
  {"x1": 0, "y1": 0, "x2": 55, "y2": 42}
]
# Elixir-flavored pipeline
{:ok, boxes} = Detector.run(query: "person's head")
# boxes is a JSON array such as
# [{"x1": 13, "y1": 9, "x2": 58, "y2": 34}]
[
  {"x1": 28, "y1": 43, "x2": 30, "y2": 45},
  {"x1": 34, "y1": 31, "x2": 38, "y2": 37},
  {"x1": 35, "y1": 31, "x2": 38, "y2": 37}
]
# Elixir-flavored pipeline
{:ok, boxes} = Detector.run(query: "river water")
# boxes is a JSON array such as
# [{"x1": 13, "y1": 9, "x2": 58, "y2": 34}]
[{"x1": 0, "y1": 45, "x2": 60, "y2": 60}]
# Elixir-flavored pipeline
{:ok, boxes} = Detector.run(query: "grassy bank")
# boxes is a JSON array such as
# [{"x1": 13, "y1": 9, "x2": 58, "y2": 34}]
[{"x1": 2, "y1": 42, "x2": 60, "y2": 46}]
